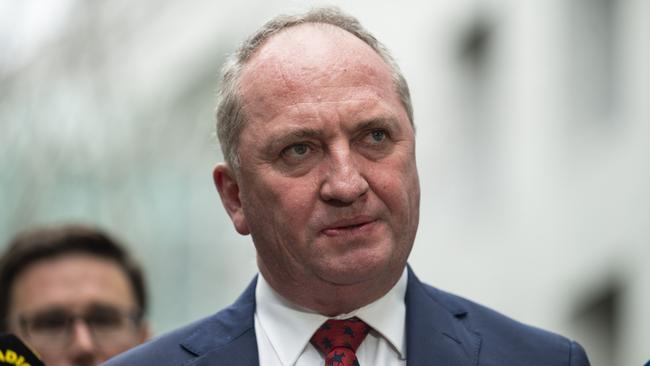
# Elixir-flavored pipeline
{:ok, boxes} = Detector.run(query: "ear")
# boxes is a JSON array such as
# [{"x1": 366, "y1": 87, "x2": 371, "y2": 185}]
[
  {"x1": 213, "y1": 163, "x2": 250, "y2": 235},
  {"x1": 139, "y1": 321, "x2": 152, "y2": 342}
]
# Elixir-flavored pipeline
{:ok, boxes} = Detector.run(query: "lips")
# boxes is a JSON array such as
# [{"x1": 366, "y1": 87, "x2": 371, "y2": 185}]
[{"x1": 321, "y1": 216, "x2": 377, "y2": 236}]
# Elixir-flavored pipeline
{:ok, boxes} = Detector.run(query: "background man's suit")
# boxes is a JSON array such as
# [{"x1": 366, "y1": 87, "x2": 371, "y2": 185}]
[{"x1": 104, "y1": 267, "x2": 589, "y2": 366}]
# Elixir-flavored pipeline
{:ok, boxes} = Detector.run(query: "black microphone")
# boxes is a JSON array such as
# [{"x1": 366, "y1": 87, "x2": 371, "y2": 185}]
[{"x1": 0, "y1": 333, "x2": 45, "y2": 366}]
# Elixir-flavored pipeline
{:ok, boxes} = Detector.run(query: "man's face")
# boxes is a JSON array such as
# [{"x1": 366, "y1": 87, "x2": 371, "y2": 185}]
[
  {"x1": 215, "y1": 24, "x2": 420, "y2": 311},
  {"x1": 7, "y1": 254, "x2": 148, "y2": 366}
]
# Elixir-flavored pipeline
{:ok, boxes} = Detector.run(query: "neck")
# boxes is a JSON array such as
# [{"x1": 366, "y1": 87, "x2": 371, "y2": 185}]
[{"x1": 259, "y1": 262, "x2": 406, "y2": 316}]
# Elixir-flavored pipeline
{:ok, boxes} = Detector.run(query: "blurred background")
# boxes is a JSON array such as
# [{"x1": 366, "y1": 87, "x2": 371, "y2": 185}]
[{"x1": 1, "y1": 0, "x2": 648, "y2": 364}]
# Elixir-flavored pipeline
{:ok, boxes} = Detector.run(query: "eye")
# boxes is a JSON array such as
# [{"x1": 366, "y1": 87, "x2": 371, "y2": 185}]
[
  {"x1": 30, "y1": 312, "x2": 69, "y2": 331},
  {"x1": 362, "y1": 129, "x2": 389, "y2": 146},
  {"x1": 370, "y1": 130, "x2": 386, "y2": 142},
  {"x1": 86, "y1": 309, "x2": 124, "y2": 329},
  {"x1": 288, "y1": 143, "x2": 309, "y2": 156},
  {"x1": 356, "y1": 128, "x2": 394, "y2": 159},
  {"x1": 280, "y1": 142, "x2": 315, "y2": 164}
]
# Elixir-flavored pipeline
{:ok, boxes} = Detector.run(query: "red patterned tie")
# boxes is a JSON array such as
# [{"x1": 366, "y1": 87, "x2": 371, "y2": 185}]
[{"x1": 310, "y1": 317, "x2": 371, "y2": 366}]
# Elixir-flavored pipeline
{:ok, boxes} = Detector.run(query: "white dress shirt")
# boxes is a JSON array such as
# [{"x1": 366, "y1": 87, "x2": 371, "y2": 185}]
[{"x1": 254, "y1": 269, "x2": 408, "y2": 366}]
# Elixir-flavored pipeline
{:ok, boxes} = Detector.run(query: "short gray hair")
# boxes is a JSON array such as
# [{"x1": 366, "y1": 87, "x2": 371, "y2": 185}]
[{"x1": 215, "y1": 6, "x2": 414, "y2": 169}]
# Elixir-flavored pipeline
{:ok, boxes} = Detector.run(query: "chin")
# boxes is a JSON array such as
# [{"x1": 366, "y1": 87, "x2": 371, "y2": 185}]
[{"x1": 316, "y1": 254, "x2": 395, "y2": 286}]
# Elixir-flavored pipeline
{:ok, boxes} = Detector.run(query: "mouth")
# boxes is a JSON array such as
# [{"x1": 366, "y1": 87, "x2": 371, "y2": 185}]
[{"x1": 321, "y1": 217, "x2": 377, "y2": 237}]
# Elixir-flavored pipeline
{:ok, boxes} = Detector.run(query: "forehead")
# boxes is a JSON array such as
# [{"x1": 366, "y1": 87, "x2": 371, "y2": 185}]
[
  {"x1": 240, "y1": 23, "x2": 399, "y2": 113},
  {"x1": 9, "y1": 253, "x2": 136, "y2": 316}
]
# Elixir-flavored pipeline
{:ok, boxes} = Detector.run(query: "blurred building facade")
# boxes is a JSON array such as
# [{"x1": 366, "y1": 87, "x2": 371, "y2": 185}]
[{"x1": 1, "y1": 1, "x2": 647, "y2": 365}]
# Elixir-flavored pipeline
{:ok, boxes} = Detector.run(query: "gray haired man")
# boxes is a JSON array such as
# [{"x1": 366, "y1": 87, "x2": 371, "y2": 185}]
[{"x1": 104, "y1": 7, "x2": 589, "y2": 366}]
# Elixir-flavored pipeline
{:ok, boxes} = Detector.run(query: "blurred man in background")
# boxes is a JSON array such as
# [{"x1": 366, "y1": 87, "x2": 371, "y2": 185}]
[{"x1": 0, "y1": 224, "x2": 150, "y2": 366}]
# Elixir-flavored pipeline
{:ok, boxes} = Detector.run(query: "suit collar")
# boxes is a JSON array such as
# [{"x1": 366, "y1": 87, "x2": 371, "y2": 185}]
[
  {"x1": 175, "y1": 268, "x2": 482, "y2": 366},
  {"x1": 405, "y1": 267, "x2": 482, "y2": 366},
  {"x1": 180, "y1": 277, "x2": 260, "y2": 366}
]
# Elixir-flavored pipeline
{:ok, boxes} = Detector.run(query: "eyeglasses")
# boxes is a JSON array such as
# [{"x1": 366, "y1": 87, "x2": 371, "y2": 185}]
[{"x1": 18, "y1": 305, "x2": 143, "y2": 351}]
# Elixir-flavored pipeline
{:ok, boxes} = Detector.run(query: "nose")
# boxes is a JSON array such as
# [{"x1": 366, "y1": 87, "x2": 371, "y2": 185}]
[
  {"x1": 320, "y1": 147, "x2": 369, "y2": 205},
  {"x1": 67, "y1": 320, "x2": 97, "y2": 363}
]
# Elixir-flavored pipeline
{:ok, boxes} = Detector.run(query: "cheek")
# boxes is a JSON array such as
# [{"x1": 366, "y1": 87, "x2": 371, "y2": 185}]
[
  {"x1": 277, "y1": 185, "x2": 320, "y2": 236},
  {"x1": 39, "y1": 353, "x2": 65, "y2": 366},
  {"x1": 373, "y1": 170, "x2": 412, "y2": 206},
  {"x1": 371, "y1": 161, "x2": 420, "y2": 221},
  {"x1": 243, "y1": 176, "x2": 317, "y2": 232}
]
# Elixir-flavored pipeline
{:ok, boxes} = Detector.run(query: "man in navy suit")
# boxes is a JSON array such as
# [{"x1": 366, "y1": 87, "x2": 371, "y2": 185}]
[{"x1": 105, "y1": 7, "x2": 590, "y2": 366}]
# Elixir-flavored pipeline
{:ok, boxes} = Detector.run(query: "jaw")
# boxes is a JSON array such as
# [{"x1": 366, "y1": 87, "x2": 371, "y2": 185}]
[{"x1": 257, "y1": 247, "x2": 408, "y2": 316}]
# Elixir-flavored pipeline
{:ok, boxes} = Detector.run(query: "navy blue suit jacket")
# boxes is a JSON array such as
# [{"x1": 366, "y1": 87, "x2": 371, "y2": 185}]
[{"x1": 104, "y1": 268, "x2": 589, "y2": 365}]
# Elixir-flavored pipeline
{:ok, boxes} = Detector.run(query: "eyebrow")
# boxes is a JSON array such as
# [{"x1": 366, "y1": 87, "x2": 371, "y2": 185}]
[
  {"x1": 26, "y1": 307, "x2": 69, "y2": 318},
  {"x1": 25, "y1": 302, "x2": 126, "y2": 317},
  {"x1": 352, "y1": 117, "x2": 401, "y2": 134}
]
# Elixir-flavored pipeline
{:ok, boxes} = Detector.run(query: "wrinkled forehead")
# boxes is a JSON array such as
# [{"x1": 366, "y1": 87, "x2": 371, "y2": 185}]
[{"x1": 239, "y1": 23, "x2": 397, "y2": 106}]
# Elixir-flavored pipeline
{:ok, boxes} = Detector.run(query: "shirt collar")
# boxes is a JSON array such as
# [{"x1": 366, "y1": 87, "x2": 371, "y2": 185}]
[{"x1": 255, "y1": 268, "x2": 408, "y2": 365}]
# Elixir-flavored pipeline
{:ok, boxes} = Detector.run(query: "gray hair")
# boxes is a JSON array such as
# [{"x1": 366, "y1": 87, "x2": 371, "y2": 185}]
[{"x1": 215, "y1": 6, "x2": 414, "y2": 169}]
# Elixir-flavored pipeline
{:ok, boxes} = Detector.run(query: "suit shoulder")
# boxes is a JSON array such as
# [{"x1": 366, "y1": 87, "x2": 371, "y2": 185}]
[
  {"x1": 103, "y1": 277, "x2": 257, "y2": 366},
  {"x1": 420, "y1": 283, "x2": 562, "y2": 341},
  {"x1": 420, "y1": 284, "x2": 590, "y2": 365},
  {"x1": 102, "y1": 315, "x2": 211, "y2": 366}
]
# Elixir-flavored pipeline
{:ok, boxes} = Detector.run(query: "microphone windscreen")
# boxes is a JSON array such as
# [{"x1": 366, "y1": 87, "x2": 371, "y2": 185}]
[{"x1": 0, "y1": 333, "x2": 45, "y2": 366}]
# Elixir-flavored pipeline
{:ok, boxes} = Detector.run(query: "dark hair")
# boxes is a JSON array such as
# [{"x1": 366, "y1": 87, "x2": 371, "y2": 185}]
[{"x1": 0, "y1": 224, "x2": 147, "y2": 332}]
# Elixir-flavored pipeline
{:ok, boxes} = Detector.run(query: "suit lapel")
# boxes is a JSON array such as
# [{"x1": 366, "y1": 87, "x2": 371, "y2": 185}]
[
  {"x1": 405, "y1": 268, "x2": 481, "y2": 366},
  {"x1": 180, "y1": 277, "x2": 260, "y2": 366},
  {"x1": 183, "y1": 329, "x2": 258, "y2": 366},
  {"x1": 173, "y1": 270, "x2": 482, "y2": 366}
]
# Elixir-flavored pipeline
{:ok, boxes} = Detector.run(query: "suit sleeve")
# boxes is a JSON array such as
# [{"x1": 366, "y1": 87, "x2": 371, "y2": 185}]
[{"x1": 569, "y1": 340, "x2": 590, "y2": 366}]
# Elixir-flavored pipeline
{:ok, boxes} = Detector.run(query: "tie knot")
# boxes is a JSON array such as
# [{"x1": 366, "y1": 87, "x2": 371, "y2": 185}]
[{"x1": 310, "y1": 317, "x2": 371, "y2": 355}]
